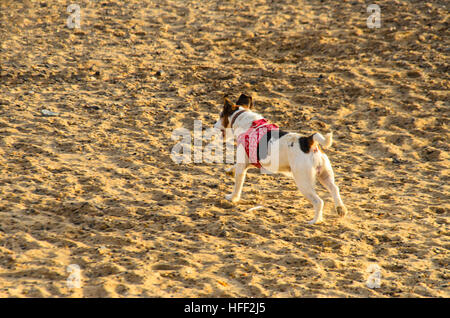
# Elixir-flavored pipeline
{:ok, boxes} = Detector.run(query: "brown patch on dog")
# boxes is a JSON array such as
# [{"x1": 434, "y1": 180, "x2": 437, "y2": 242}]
[
  {"x1": 299, "y1": 133, "x2": 317, "y2": 153},
  {"x1": 220, "y1": 97, "x2": 239, "y2": 128},
  {"x1": 235, "y1": 94, "x2": 253, "y2": 109}
]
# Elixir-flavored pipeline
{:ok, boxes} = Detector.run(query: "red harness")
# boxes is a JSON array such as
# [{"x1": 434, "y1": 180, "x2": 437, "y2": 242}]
[{"x1": 236, "y1": 119, "x2": 279, "y2": 168}]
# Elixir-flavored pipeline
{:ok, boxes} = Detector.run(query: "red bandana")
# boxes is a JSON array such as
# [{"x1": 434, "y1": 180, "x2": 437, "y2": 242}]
[{"x1": 236, "y1": 119, "x2": 279, "y2": 168}]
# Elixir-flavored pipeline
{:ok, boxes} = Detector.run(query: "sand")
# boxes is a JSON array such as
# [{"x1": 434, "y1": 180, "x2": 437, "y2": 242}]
[{"x1": 0, "y1": 0, "x2": 448, "y2": 297}]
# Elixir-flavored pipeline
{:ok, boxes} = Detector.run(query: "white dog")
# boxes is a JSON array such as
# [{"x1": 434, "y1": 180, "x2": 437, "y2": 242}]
[{"x1": 214, "y1": 94, "x2": 347, "y2": 224}]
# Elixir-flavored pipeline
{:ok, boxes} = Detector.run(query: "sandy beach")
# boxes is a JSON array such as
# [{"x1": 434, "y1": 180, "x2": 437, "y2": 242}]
[{"x1": 0, "y1": 0, "x2": 448, "y2": 297}]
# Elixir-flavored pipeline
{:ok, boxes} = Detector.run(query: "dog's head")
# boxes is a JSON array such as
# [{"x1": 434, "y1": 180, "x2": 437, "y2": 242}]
[{"x1": 214, "y1": 94, "x2": 253, "y2": 135}]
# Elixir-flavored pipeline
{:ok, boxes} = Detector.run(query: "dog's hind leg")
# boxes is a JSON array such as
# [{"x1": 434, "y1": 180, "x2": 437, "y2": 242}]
[
  {"x1": 297, "y1": 180, "x2": 324, "y2": 224},
  {"x1": 290, "y1": 164, "x2": 324, "y2": 224},
  {"x1": 317, "y1": 156, "x2": 347, "y2": 217}
]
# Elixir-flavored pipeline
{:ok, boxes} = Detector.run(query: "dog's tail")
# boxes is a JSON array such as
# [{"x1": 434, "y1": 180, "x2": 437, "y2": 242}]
[
  {"x1": 297, "y1": 132, "x2": 333, "y2": 153},
  {"x1": 313, "y1": 132, "x2": 333, "y2": 149}
]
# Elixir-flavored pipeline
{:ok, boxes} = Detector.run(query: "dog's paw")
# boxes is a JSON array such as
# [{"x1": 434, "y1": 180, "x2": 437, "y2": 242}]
[
  {"x1": 336, "y1": 206, "x2": 348, "y2": 217},
  {"x1": 308, "y1": 218, "x2": 324, "y2": 225},
  {"x1": 225, "y1": 194, "x2": 240, "y2": 203}
]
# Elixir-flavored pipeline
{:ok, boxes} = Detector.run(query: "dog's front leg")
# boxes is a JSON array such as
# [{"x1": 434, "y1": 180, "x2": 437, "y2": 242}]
[{"x1": 225, "y1": 163, "x2": 249, "y2": 203}]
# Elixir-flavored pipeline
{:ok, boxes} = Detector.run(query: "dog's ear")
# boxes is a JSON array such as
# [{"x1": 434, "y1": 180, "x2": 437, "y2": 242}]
[
  {"x1": 224, "y1": 97, "x2": 237, "y2": 111},
  {"x1": 236, "y1": 94, "x2": 253, "y2": 109}
]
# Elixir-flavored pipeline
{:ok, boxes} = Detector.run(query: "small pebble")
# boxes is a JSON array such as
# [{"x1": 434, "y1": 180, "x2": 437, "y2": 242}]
[
  {"x1": 41, "y1": 109, "x2": 59, "y2": 116},
  {"x1": 85, "y1": 105, "x2": 100, "y2": 110}
]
